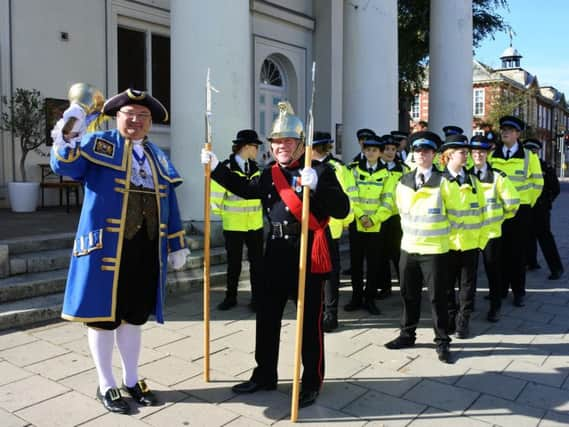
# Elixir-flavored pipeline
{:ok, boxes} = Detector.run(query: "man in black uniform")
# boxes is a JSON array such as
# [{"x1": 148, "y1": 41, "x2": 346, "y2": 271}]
[
  {"x1": 523, "y1": 139, "x2": 564, "y2": 280},
  {"x1": 202, "y1": 102, "x2": 349, "y2": 408}
]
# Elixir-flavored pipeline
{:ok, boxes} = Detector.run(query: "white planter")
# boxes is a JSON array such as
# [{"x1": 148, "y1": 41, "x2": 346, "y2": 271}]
[{"x1": 8, "y1": 182, "x2": 40, "y2": 213}]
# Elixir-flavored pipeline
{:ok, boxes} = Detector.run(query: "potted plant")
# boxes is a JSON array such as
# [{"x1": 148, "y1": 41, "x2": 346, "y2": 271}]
[{"x1": 0, "y1": 88, "x2": 47, "y2": 212}]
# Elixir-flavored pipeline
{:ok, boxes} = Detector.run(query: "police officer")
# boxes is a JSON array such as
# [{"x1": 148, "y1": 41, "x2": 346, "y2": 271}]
[
  {"x1": 523, "y1": 138, "x2": 564, "y2": 280},
  {"x1": 384, "y1": 131, "x2": 453, "y2": 363},
  {"x1": 469, "y1": 135, "x2": 520, "y2": 322},
  {"x1": 202, "y1": 102, "x2": 349, "y2": 409},
  {"x1": 490, "y1": 116, "x2": 543, "y2": 307},
  {"x1": 211, "y1": 130, "x2": 264, "y2": 311},
  {"x1": 439, "y1": 134, "x2": 486, "y2": 339},
  {"x1": 391, "y1": 130, "x2": 409, "y2": 162},
  {"x1": 377, "y1": 134, "x2": 409, "y2": 299},
  {"x1": 311, "y1": 131, "x2": 355, "y2": 332},
  {"x1": 345, "y1": 135, "x2": 391, "y2": 315}
]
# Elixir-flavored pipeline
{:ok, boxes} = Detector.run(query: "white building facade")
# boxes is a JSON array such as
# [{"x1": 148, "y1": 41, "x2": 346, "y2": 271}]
[{"x1": 0, "y1": 0, "x2": 472, "y2": 219}]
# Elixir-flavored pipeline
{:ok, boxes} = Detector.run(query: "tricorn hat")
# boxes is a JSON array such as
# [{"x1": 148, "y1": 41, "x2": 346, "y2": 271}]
[
  {"x1": 233, "y1": 129, "x2": 262, "y2": 145},
  {"x1": 103, "y1": 89, "x2": 169, "y2": 123},
  {"x1": 409, "y1": 131, "x2": 442, "y2": 151}
]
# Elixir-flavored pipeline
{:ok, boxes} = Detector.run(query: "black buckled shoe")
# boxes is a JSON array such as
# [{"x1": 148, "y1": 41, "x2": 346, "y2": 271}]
[
  {"x1": 232, "y1": 380, "x2": 277, "y2": 394},
  {"x1": 97, "y1": 387, "x2": 131, "y2": 414},
  {"x1": 299, "y1": 389, "x2": 319, "y2": 408},
  {"x1": 363, "y1": 299, "x2": 381, "y2": 315},
  {"x1": 122, "y1": 380, "x2": 159, "y2": 406},
  {"x1": 384, "y1": 336, "x2": 415, "y2": 350},
  {"x1": 436, "y1": 343, "x2": 451, "y2": 363},
  {"x1": 217, "y1": 297, "x2": 237, "y2": 311}
]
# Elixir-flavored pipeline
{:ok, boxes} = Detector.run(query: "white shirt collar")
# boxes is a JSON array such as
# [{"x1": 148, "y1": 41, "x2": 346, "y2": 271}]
[
  {"x1": 503, "y1": 141, "x2": 519, "y2": 157},
  {"x1": 235, "y1": 154, "x2": 247, "y2": 172},
  {"x1": 416, "y1": 167, "x2": 432, "y2": 185}
]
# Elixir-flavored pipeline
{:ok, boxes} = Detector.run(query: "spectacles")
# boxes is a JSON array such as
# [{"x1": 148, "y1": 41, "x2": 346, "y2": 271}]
[{"x1": 118, "y1": 110, "x2": 151, "y2": 120}]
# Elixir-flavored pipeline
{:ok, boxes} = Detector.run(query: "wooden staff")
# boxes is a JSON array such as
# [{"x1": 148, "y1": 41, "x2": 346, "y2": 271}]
[
  {"x1": 203, "y1": 68, "x2": 216, "y2": 382},
  {"x1": 291, "y1": 62, "x2": 316, "y2": 422}
]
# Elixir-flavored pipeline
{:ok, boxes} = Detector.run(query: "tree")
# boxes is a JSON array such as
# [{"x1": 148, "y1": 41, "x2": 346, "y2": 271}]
[
  {"x1": 0, "y1": 88, "x2": 47, "y2": 182},
  {"x1": 482, "y1": 85, "x2": 538, "y2": 138},
  {"x1": 398, "y1": 0, "x2": 510, "y2": 129}
]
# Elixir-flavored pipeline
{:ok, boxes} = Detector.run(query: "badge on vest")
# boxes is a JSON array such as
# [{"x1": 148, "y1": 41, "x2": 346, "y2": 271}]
[
  {"x1": 470, "y1": 202, "x2": 479, "y2": 208},
  {"x1": 428, "y1": 208, "x2": 441, "y2": 214},
  {"x1": 93, "y1": 138, "x2": 115, "y2": 158},
  {"x1": 515, "y1": 170, "x2": 524, "y2": 175}
]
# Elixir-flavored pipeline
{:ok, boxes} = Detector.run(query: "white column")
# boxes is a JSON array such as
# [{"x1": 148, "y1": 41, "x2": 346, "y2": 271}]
[
  {"x1": 342, "y1": 0, "x2": 398, "y2": 162},
  {"x1": 170, "y1": 0, "x2": 252, "y2": 221},
  {"x1": 429, "y1": 0, "x2": 473, "y2": 137}
]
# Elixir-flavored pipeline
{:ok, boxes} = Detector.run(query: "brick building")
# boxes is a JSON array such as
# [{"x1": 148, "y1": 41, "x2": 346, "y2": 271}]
[{"x1": 411, "y1": 45, "x2": 569, "y2": 167}]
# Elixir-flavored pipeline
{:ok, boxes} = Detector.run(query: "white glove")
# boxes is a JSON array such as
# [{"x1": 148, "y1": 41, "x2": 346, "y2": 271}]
[
  {"x1": 200, "y1": 148, "x2": 219, "y2": 169},
  {"x1": 300, "y1": 167, "x2": 318, "y2": 191},
  {"x1": 50, "y1": 103, "x2": 88, "y2": 149},
  {"x1": 168, "y1": 248, "x2": 190, "y2": 270}
]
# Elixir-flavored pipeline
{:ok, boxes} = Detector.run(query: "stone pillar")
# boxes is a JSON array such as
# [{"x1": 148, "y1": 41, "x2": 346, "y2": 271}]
[
  {"x1": 429, "y1": 0, "x2": 473, "y2": 137},
  {"x1": 170, "y1": 0, "x2": 252, "y2": 221},
  {"x1": 342, "y1": 0, "x2": 398, "y2": 162}
]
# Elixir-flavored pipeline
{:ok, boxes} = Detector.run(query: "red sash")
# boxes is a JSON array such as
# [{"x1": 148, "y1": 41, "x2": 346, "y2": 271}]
[{"x1": 271, "y1": 164, "x2": 331, "y2": 274}]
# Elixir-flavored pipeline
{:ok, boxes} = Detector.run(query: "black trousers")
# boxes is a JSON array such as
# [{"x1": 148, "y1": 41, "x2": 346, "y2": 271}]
[
  {"x1": 223, "y1": 229, "x2": 264, "y2": 303},
  {"x1": 324, "y1": 238, "x2": 341, "y2": 316},
  {"x1": 87, "y1": 224, "x2": 159, "y2": 330},
  {"x1": 527, "y1": 206, "x2": 563, "y2": 273},
  {"x1": 447, "y1": 249, "x2": 479, "y2": 321},
  {"x1": 482, "y1": 236, "x2": 504, "y2": 311},
  {"x1": 251, "y1": 239, "x2": 325, "y2": 392},
  {"x1": 501, "y1": 204, "x2": 531, "y2": 297},
  {"x1": 399, "y1": 250, "x2": 450, "y2": 344},
  {"x1": 350, "y1": 231, "x2": 381, "y2": 301},
  {"x1": 378, "y1": 215, "x2": 402, "y2": 291}
]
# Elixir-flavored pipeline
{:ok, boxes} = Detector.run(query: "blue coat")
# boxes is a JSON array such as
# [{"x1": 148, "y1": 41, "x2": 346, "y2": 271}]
[{"x1": 51, "y1": 129, "x2": 187, "y2": 323}]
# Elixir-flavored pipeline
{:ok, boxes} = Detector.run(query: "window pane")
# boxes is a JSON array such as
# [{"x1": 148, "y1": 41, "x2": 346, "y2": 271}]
[
  {"x1": 118, "y1": 27, "x2": 146, "y2": 92},
  {"x1": 152, "y1": 34, "x2": 170, "y2": 124}
]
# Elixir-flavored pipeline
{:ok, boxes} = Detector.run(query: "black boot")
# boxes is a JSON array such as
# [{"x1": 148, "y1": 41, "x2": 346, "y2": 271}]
[
  {"x1": 217, "y1": 296, "x2": 237, "y2": 310},
  {"x1": 323, "y1": 312, "x2": 339, "y2": 332},
  {"x1": 455, "y1": 316, "x2": 470, "y2": 339}
]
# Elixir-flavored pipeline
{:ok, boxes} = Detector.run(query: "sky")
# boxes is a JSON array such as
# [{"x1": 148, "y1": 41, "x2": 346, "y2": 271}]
[{"x1": 474, "y1": 0, "x2": 569, "y2": 96}]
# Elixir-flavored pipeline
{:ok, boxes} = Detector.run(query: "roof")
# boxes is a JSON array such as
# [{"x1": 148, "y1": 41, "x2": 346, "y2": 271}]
[{"x1": 500, "y1": 46, "x2": 522, "y2": 59}]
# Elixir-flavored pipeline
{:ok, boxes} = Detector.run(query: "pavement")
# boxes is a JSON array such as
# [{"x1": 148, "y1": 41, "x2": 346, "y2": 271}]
[{"x1": 1, "y1": 185, "x2": 569, "y2": 426}]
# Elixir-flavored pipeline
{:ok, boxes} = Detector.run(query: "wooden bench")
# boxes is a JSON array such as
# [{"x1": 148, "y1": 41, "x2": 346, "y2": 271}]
[{"x1": 39, "y1": 163, "x2": 82, "y2": 212}]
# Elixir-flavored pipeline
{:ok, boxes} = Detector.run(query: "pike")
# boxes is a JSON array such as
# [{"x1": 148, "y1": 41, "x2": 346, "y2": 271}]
[
  {"x1": 290, "y1": 61, "x2": 316, "y2": 422},
  {"x1": 203, "y1": 68, "x2": 218, "y2": 382}
]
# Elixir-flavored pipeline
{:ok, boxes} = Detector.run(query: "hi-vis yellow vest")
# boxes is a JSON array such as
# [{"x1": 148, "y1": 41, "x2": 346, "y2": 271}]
[
  {"x1": 470, "y1": 166, "x2": 520, "y2": 240},
  {"x1": 490, "y1": 145, "x2": 543, "y2": 207},
  {"x1": 326, "y1": 157, "x2": 355, "y2": 239},
  {"x1": 351, "y1": 163, "x2": 393, "y2": 232},
  {"x1": 396, "y1": 169, "x2": 450, "y2": 254},
  {"x1": 441, "y1": 169, "x2": 486, "y2": 251},
  {"x1": 383, "y1": 160, "x2": 410, "y2": 217},
  {"x1": 211, "y1": 158, "x2": 263, "y2": 231}
]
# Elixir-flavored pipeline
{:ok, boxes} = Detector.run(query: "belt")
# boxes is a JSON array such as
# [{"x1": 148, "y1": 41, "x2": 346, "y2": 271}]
[{"x1": 270, "y1": 221, "x2": 300, "y2": 239}]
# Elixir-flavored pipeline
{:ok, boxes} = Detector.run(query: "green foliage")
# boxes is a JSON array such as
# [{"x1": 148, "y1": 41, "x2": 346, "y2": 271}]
[
  {"x1": 0, "y1": 88, "x2": 47, "y2": 181},
  {"x1": 398, "y1": 0, "x2": 510, "y2": 122},
  {"x1": 483, "y1": 86, "x2": 538, "y2": 138}
]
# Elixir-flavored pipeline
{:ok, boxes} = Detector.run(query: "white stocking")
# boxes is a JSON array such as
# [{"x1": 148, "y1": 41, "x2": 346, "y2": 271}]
[
  {"x1": 87, "y1": 327, "x2": 116, "y2": 394},
  {"x1": 115, "y1": 323, "x2": 142, "y2": 388}
]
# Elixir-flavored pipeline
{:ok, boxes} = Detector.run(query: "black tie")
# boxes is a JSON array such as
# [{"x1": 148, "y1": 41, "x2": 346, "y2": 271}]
[
  {"x1": 417, "y1": 173, "x2": 425, "y2": 189},
  {"x1": 506, "y1": 149, "x2": 511, "y2": 159},
  {"x1": 244, "y1": 162, "x2": 249, "y2": 174},
  {"x1": 476, "y1": 169, "x2": 482, "y2": 180},
  {"x1": 368, "y1": 167, "x2": 374, "y2": 175},
  {"x1": 457, "y1": 175, "x2": 464, "y2": 185}
]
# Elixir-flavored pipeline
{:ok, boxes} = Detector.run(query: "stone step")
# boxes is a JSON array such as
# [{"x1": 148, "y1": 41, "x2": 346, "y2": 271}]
[
  {"x1": 0, "y1": 268, "x2": 68, "y2": 303},
  {"x1": 0, "y1": 262, "x2": 245, "y2": 331},
  {"x1": 2, "y1": 246, "x2": 230, "y2": 301}
]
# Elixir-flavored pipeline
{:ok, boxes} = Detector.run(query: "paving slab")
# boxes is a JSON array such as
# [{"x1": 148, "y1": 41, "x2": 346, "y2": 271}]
[
  {"x1": 538, "y1": 410, "x2": 569, "y2": 427},
  {"x1": 26, "y1": 351, "x2": 93, "y2": 381},
  {"x1": 516, "y1": 382, "x2": 569, "y2": 413},
  {"x1": 0, "y1": 338, "x2": 69, "y2": 367},
  {"x1": 456, "y1": 368, "x2": 528, "y2": 400},
  {"x1": 407, "y1": 406, "x2": 493, "y2": 426},
  {"x1": 0, "y1": 360, "x2": 34, "y2": 386},
  {"x1": 350, "y1": 363, "x2": 421, "y2": 398},
  {"x1": 138, "y1": 355, "x2": 202, "y2": 387},
  {"x1": 466, "y1": 394, "x2": 545, "y2": 427},
  {"x1": 0, "y1": 330, "x2": 37, "y2": 351},
  {"x1": 0, "y1": 374, "x2": 69, "y2": 412},
  {"x1": 15, "y1": 390, "x2": 105, "y2": 427},
  {"x1": 503, "y1": 360, "x2": 569, "y2": 388},
  {"x1": 0, "y1": 407, "x2": 27, "y2": 427},
  {"x1": 403, "y1": 379, "x2": 480, "y2": 414},
  {"x1": 141, "y1": 396, "x2": 239, "y2": 426}
]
